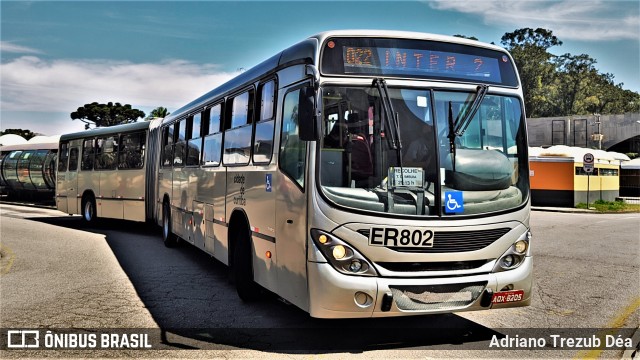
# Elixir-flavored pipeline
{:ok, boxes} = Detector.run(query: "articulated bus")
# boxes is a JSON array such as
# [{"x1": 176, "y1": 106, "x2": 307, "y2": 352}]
[{"x1": 58, "y1": 30, "x2": 532, "y2": 318}]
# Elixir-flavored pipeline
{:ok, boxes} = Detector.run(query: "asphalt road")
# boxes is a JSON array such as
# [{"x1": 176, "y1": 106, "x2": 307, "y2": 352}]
[{"x1": 0, "y1": 203, "x2": 638, "y2": 358}]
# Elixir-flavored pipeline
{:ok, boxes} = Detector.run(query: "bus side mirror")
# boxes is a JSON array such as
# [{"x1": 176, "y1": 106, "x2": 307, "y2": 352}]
[{"x1": 298, "y1": 86, "x2": 319, "y2": 141}]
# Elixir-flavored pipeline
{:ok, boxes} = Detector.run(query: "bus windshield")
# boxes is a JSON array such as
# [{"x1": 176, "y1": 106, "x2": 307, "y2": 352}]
[{"x1": 318, "y1": 85, "x2": 529, "y2": 216}]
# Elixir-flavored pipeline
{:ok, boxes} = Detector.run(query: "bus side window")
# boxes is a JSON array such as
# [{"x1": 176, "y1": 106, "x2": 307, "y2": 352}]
[
  {"x1": 68, "y1": 148, "x2": 79, "y2": 172},
  {"x1": 203, "y1": 103, "x2": 222, "y2": 166},
  {"x1": 223, "y1": 90, "x2": 254, "y2": 165},
  {"x1": 174, "y1": 120, "x2": 187, "y2": 167},
  {"x1": 119, "y1": 132, "x2": 145, "y2": 169},
  {"x1": 253, "y1": 80, "x2": 276, "y2": 164},
  {"x1": 58, "y1": 142, "x2": 69, "y2": 172},
  {"x1": 95, "y1": 136, "x2": 118, "y2": 170},
  {"x1": 81, "y1": 138, "x2": 95, "y2": 171},
  {"x1": 279, "y1": 88, "x2": 306, "y2": 188},
  {"x1": 186, "y1": 113, "x2": 203, "y2": 166},
  {"x1": 162, "y1": 126, "x2": 174, "y2": 167}
]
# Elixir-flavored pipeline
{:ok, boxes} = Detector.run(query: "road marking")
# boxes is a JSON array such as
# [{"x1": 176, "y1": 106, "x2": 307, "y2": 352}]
[
  {"x1": 574, "y1": 296, "x2": 640, "y2": 359},
  {"x1": 0, "y1": 243, "x2": 16, "y2": 275}
]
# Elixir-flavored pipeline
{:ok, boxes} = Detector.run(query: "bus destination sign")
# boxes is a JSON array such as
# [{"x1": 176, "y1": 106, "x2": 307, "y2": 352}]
[{"x1": 342, "y1": 46, "x2": 503, "y2": 83}]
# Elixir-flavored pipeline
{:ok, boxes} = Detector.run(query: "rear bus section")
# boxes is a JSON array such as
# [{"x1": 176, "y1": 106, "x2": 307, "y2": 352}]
[{"x1": 56, "y1": 121, "x2": 154, "y2": 223}]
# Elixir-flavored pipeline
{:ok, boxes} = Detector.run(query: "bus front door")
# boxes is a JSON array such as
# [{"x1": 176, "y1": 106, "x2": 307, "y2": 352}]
[{"x1": 64, "y1": 146, "x2": 80, "y2": 214}]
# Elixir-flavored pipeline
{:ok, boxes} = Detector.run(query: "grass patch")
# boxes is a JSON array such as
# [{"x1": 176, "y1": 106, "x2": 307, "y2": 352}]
[{"x1": 576, "y1": 200, "x2": 640, "y2": 212}]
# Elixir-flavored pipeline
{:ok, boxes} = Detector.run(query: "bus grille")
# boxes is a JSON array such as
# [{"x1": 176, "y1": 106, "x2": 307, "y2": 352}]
[
  {"x1": 376, "y1": 259, "x2": 491, "y2": 272},
  {"x1": 390, "y1": 282, "x2": 487, "y2": 311},
  {"x1": 357, "y1": 228, "x2": 510, "y2": 253}
]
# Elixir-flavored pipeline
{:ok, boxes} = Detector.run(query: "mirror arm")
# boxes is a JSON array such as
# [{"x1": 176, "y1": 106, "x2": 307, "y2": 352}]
[{"x1": 305, "y1": 65, "x2": 320, "y2": 90}]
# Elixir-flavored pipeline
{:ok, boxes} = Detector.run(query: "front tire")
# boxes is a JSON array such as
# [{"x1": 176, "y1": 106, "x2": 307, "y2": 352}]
[
  {"x1": 162, "y1": 201, "x2": 178, "y2": 248},
  {"x1": 233, "y1": 233, "x2": 262, "y2": 301}
]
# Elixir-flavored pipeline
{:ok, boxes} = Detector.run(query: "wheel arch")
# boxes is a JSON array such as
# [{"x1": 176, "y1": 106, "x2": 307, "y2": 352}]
[
  {"x1": 81, "y1": 189, "x2": 96, "y2": 202},
  {"x1": 227, "y1": 207, "x2": 251, "y2": 269}
]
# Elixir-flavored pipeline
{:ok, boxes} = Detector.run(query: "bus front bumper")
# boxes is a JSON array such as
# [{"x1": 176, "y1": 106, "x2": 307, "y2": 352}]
[{"x1": 307, "y1": 256, "x2": 532, "y2": 319}]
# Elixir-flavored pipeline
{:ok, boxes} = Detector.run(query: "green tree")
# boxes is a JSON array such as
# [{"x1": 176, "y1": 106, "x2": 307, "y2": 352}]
[
  {"x1": 581, "y1": 72, "x2": 617, "y2": 114},
  {"x1": 603, "y1": 87, "x2": 640, "y2": 114},
  {"x1": 578, "y1": 72, "x2": 640, "y2": 115},
  {"x1": 71, "y1": 102, "x2": 145, "y2": 129},
  {"x1": 501, "y1": 28, "x2": 562, "y2": 117},
  {"x1": 501, "y1": 27, "x2": 640, "y2": 117},
  {"x1": 553, "y1": 53, "x2": 599, "y2": 115},
  {"x1": 145, "y1": 106, "x2": 170, "y2": 120},
  {"x1": 0, "y1": 128, "x2": 37, "y2": 140},
  {"x1": 552, "y1": 55, "x2": 640, "y2": 115}
]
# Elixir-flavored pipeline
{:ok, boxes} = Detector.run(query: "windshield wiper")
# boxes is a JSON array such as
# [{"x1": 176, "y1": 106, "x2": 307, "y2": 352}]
[
  {"x1": 447, "y1": 84, "x2": 489, "y2": 172},
  {"x1": 447, "y1": 100, "x2": 457, "y2": 172},
  {"x1": 454, "y1": 84, "x2": 488, "y2": 136},
  {"x1": 373, "y1": 78, "x2": 404, "y2": 178}
]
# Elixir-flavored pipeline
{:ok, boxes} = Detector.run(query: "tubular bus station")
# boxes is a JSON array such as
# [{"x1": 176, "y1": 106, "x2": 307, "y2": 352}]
[{"x1": 0, "y1": 136, "x2": 59, "y2": 201}]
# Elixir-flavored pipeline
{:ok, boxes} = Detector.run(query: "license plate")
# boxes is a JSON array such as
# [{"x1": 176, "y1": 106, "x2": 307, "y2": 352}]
[
  {"x1": 368, "y1": 227, "x2": 434, "y2": 248},
  {"x1": 491, "y1": 290, "x2": 524, "y2": 304}
]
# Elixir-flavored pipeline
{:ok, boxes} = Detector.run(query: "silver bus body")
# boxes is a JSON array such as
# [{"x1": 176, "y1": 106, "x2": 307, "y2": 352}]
[{"x1": 61, "y1": 30, "x2": 532, "y2": 318}]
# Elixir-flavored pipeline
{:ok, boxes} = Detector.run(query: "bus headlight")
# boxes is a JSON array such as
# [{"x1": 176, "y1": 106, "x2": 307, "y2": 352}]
[
  {"x1": 349, "y1": 259, "x2": 363, "y2": 272},
  {"x1": 311, "y1": 229, "x2": 378, "y2": 277},
  {"x1": 502, "y1": 255, "x2": 515, "y2": 268},
  {"x1": 332, "y1": 245, "x2": 347, "y2": 260},
  {"x1": 514, "y1": 240, "x2": 528, "y2": 254},
  {"x1": 493, "y1": 230, "x2": 530, "y2": 272}
]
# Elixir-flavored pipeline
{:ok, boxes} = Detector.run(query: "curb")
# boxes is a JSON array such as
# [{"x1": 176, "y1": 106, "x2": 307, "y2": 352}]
[
  {"x1": 0, "y1": 200, "x2": 56, "y2": 210},
  {"x1": 531, "y1": 207, "x2": 596, "y2": 214},
  {"x1": 531, "y1": 207, "x2": 640, "y2": 214}
]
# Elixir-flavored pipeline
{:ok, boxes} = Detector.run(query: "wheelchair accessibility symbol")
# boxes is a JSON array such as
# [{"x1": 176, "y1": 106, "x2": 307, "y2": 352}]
[
  {"x1": 444, "y1": 191, "x2": 464, "y2": 214},
  {"x1": 265, "y1": 174, "x2": 272, "y2": 192}
]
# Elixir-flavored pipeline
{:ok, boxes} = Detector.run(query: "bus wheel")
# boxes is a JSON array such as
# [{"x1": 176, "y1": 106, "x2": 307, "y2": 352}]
[
  {"x1": 162, "y1": 201, "x2": 178, "y2": 247},
  {"x1": 82, "y1": 195, "x2": 97, "y2": 223},
  {"x1": 234, "y1": 234, "x2": 261, "y2": 301}
]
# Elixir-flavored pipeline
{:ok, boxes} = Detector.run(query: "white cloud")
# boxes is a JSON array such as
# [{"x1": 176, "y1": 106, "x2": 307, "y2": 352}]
[
  {"x1": 0, "y1": 41, "x2": 43, "y2": 54},
  {"x1": 428, "y1": 0, "x2": 640, "y2": 41},
  {"x1": 0, "y1": 57, "x2": 239, "y2": 113}
]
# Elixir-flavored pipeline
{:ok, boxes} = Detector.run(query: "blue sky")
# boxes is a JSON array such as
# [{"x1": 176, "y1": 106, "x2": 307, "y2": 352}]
[{"x1": 1, "y1": 0, "x2": 639, "y2": 136}]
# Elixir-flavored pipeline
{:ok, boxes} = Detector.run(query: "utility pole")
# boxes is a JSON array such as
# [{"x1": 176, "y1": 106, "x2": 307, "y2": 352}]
[{"x1": 593, "y1": 113, "x2": 602, "y2": 150}]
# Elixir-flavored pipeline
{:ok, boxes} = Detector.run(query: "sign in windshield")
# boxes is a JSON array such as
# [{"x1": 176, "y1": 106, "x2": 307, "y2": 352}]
[{"x1": 389, "y1": 167, "x2": 424, "y2": 188}]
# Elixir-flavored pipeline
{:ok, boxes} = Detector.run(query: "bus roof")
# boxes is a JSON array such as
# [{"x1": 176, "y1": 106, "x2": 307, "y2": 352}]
[
  {"x1": 164, "y1": 30, "x2": 513, "y2": 125},
  {"x1": 60, "y1": 121, "x2": 151, "y2": 142},
  {"x1": 311, "y1": 29, "x2": 508, "y2": 52},
  {"x1": 165, "y1": 38, "x2": 318, "y2": 124}
]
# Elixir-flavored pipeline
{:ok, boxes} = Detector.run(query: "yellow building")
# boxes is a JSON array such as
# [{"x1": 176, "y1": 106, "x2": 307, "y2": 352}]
[{"x1": 529, "y1": 146, "x2": 624, "y2": 207}]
